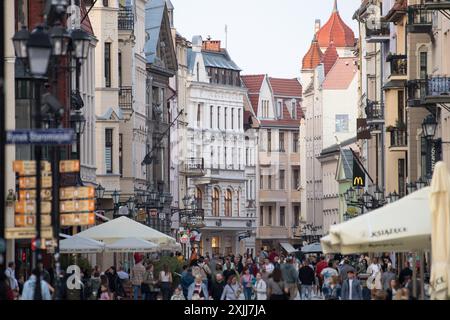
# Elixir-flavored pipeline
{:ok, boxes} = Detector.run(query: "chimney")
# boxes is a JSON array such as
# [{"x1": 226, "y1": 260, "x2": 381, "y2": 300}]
[
  {"x1": 202, "y1": 39, "x2": 222, "y2": 52},
  {"x1": 314, "y1": 19, "x2": 321, "y2": 35}
]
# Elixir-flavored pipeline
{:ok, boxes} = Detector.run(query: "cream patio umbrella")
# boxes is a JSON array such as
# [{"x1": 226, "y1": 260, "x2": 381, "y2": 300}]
[
  {"x1": 321, "y1": 186, "x2": 432, "y2": 254},
  {"x1": 429, "y1": 162, "x2": 450, "y2": 300},
  {"x1": 59, "y1": 235, "x2": 105, "y2": 254},
  {"x1": 105, "y1": 237, "x2": 159, "y2": 253}
]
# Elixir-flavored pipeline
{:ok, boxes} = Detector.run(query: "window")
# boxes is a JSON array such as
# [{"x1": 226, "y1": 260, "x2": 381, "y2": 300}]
[
  {"x1": 335, "y1": 114, "x2": 349, "y2": 133},
  {"x1": 212, "y1": 188, "x2": 220, "y2": 217},
  {"x1": 119, "y1": 133, "x2": 123, "y2": 177},
  {"x1": 293, "y1": 168, "x2": 300, "y2": 189},
  {"x1": 224, "y1": 147, "x2": 227, "y2": 166},
  {"x1": 293, "y1": 132, "x2": 299, "y2": 153},
  {"x1": 231, "y1": 108, "x2": 234, "y2": 130},
  {"x1": 398, "y1": 159, "x2": 406, "y2": 197},
  {"x1": 118, "y1": 52, "x2": 122, "y2": 87},
  {"x1": 279, "y1": 170, "x2": 285, "y2": 189},
  {"x1": 268, "y1": 207, "x2": 272, "y2": 226},
  {"x1": 105, "y1": 129, "x2": 113, "y2": 173},
  {"x1": 195, "y1": 187, "x2": 203, "y2": 209},
  {"x1": 225, "y1": 189, "x2": 232, "y2": 217},
  {"x1": 279, "y1": 131, "x2": 285, "y2": 152},
  {"x1": 104, "y1": 43, "x2": 111, "y2": 87},
  {"x1": 260, "y1": 207, "x2": 264, "y2": 226},
  {"x1": 237, "y1": 190, "x2": 240, "y2": 216},
  {"x1": 268, "y1": 175, "x2": 272, "y2": 190},
  {"x1": 294, "y1": 205, "x2": 300, "y2": 226},
  {"x1": 210, "y1": 106, "x2": 213, "y2": 128},
  {"x1": 246, "y1": 148, "x2": 249, "y2": 165},
  {"x1": 103, "y1": 0, "x2": 109, "y2": 6},
  {"x1": 420, "y1": 52, "x2": 427, "y2": 79},
  {"x1": 260, "y1": 174, "x2": 264, "y2": 189},
  {"x1": 292, "y1": 100, "x2": 297, "y2": 119},
  {"x1": 217, "y1": 107, "x2": 220, "y2": 129},
  {"x1": 267, "y1": 130, "x2": 272, "y2": 152},
  {"x1": 211, "y1": 237, "x2": 220, "y2": 255},
  {"x1": 398, "y1": 90, "x2": 405, "y2": 125},
  {"x1": 280, "y1": 207, "x2": 285, "y2": 226},
  {"x1": 224, "y1": 107, "x2": 228, "y2": 130},
  {"x1": 278, "y1": 101, "x2": 283, "y2": 118},
  {"x1": 197, "y1": 104, "x2": 201, "y2": 127},
  {"x1": 238, "y1": 110, "x2": 241, "y2": 129}
]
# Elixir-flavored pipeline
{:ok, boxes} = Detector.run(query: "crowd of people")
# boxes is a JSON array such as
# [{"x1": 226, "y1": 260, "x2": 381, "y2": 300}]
[{"x1": 1, "y1": 248, "x2": 421, "y2": 301}]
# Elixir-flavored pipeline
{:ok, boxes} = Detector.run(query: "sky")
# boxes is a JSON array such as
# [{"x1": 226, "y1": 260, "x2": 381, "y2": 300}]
[{"x1": 170, "y1": 0, "x2": 361, "y2": 78}]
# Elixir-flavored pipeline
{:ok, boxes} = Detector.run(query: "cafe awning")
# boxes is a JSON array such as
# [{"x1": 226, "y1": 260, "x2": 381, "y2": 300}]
[{"x1": 280, "y1": 242, "x2": 299, "y2": 254}]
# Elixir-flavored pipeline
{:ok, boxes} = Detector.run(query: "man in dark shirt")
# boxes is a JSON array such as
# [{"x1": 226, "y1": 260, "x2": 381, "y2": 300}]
[
  {"x1": 211, "y1": 273, "x2": 225, "y2": 300},
  {"x1": 399, "y1": 262, "x2": 413, "y2": 286},
  {"x1": 298, "y1": 260, "x2": 315, "y2": 300}
]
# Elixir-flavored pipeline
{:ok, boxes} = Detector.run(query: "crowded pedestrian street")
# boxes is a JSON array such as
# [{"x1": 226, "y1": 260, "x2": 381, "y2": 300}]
[{"x1": 1, "y1": 0, "x2": 450, "y2": 306}]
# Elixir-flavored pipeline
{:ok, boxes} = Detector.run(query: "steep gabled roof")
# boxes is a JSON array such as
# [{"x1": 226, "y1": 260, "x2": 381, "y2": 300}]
[
  {"x1": 241, "y1": 75, "x2": 266, "y2": 115},
  {"x1": 268, "y1": 77, "x2": 302, "y2": 97},
  {"x1": 316, "y1": 0, "x2": 355, "y2": 48},
  {"x1": 302, "y1": 37, "x2": 323, "y2": 70},
  {"x1": 322, "y1": 57, "x2": 358, "y2": 90},
  {"x1": 80, "y1": 0, "x2": 94, "y2": 36}
]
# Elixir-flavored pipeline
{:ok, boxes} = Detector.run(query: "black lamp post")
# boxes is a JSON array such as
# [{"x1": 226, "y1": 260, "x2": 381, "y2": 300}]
[
  {"x1": 26, "y1": 26, "x2": 53, "y2": 77},
  {"x1": 112, "y1": 190, "x2": 120, "y2": 217},
  {"x1": 95, "y1": 184, "x2": 105, "y2": 210},
  {"x1": 422, "y1": 115, "x2": 437, "y2": 140},
  {"x1": 12, "y1": 26, "x2": 30, "y2": 60}
]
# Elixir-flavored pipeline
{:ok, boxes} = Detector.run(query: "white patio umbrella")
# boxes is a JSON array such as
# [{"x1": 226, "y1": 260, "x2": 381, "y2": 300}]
[
  {"x1": 429, "y1": 162, "x2": 450, "y2": 300},
  {"x1": 75, "y1": 216, "x2": 177, "y2": 245},
  {"x1": 105, "y1": 237, "x2": 159, "y2": 253},
  {"x1": 301, "y1": 242, "x2": 322, "y2": 253},
  {"x1": 59, "y1": 235, "x2": 105, "y2": 253},
  {"x1": 321, "y1": 187, "x2": 432, "y2": 254}
]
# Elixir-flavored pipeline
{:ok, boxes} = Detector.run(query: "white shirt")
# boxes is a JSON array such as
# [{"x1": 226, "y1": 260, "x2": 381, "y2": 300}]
[
  {"x1": 255, "y1": 279, "x2": 267, "y2": 300},
  {"x1": 5, "y1": 267, "x2": 18, "y2": 290},
  {"x1": 264, "y1": 263, "x2": 274, "y2": 274},
  {"x1": 348, "y1": 279, "x2": 353, "y2": 300}
]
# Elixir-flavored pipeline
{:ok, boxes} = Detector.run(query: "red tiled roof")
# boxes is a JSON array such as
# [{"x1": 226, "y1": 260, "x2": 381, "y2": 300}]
[
  {"x1": 269, "y1": 77, "x2": 302, "y2": 97},
  {"x1": 322, "y1": 41, "x2": 339, "y2": 76},
  {"x1": 81, "y1": 0, "x2": 94, "y2": 35},
  {"x1": 241, "y1": 75, "x2": 265, "y2": 94},
  {"x1": 302, "y1": 38, "x2": 323, "y2": 70},
  {"x1": 322, "y1": 57, "x2": 358, "y2": 90},
  {"x1": 248, "y1": 94, "x2": 260, "y2": 114},
  {"x1": 316, "y1": 1, "x2": 355, "y2": 48}
]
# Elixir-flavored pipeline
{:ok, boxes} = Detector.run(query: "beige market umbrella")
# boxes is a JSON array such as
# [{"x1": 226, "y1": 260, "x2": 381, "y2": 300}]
[
  {"x1": 321, "y1": 187, "x2": 431, "y2": 254},
  {"x1": 429, "y1": 162, "x2": 450, "y2": 300}
]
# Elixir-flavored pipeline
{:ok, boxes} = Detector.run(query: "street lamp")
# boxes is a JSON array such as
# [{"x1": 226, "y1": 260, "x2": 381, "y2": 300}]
[
  {"x1": 422, "y1": 115, "x2": 437, "y2": 140},
  {"x1": 406, "y1": 182, "x2": 417, "y2": 195},
  {"x1": 347, "y1": 187, "x2": 355, "y2": 200},
  {"x1": 127, "y1": 197, "x2": 136, "y2": 216},
  {"x1": 391, "y1": 191, "x2": 400, "y2": 202},
  {"x1": 27, "y1": 26, "x2": 52, "y2": 77},
  {"x1": 416, "y1": 177, "x2": 426, "y2": 190},
  {"x1": 374, "y1": 187, "x2": 384, "y2": 202},
  {"x1": 95, "y1": 184, "x2": 105, "y2": 200},
  {"x1": 70, "y1": 28, "x2": 91, "y2": 60},
  {"x1": 70, "y1": 110, "x2": 86, "y2": 135},
  {"x1": 182, "y1": 195, "x2": 190, "y2": 208},
  {"x1": 50, "y1": 24, "x2": 71, "y2": 56},
  {"x1": 12, "y1": 26, "x2": 30, "y2": 59},
  {"x1": 362, "y1": 191, "x2": 372, "y2": 205},
  {"x1": 112, "y1": 190, "x2": 120, "y2": 207}
]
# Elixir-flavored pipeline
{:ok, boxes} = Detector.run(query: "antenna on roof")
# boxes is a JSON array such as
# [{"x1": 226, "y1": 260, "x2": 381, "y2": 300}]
[{"x1": 225, "y1": 24, "x2": 228, "y2": 49}]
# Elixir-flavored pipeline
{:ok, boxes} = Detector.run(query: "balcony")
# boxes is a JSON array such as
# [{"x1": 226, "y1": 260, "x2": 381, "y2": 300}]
[
  {"x1": 389, "y1": 127, "x2": 407, "y2": 150},
  {"x1": 387, "y1": 54, "x2": 407, "y2": 78},
  {"x1": 180, "y1": 158, "x2": 205, "y2": 177},
  {"x1": 408, "y1": 77, "x2": 450, "y2": 106},
  {"x1": 118, "y1": 6, "x2": 134, "y2": 31},
  {"x1": 423, "y1": 0, "x2": 450, "y2": 10},
  {"x1": 365, "y1": 22, "x2": 390, "y2": 43},
  {"x1": 407, "y1": 5, "x2": 433, "y2": 34},
  {"x1": 365, "y1": 100, "x2": 384, "y2": 124},
  {"x1": 119, "y1": 86, "x2": 133, "y2": 111},
  {"x1": 384, "y1": 0, "x2": 408, "y2": 23}
]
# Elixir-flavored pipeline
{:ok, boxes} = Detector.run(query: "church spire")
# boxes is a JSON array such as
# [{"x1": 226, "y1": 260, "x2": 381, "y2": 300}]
[{"x1": 333, "y1": 0, "x2": 338, "y2": 13}]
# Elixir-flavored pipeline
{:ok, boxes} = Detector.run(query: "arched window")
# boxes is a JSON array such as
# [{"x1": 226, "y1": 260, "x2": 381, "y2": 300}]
[
  {"x1": 225, "y1": 189, "x2": 232, "y2": 217},
  {"x1": 195, "y1": 187, "x2": 203, "y2": 209},
  {"x1": 236, "y1": 189, "x2": 240, "y2": 216},
  {"x1": 212, "y1": 188, "x2": 220, "y2": 217}
]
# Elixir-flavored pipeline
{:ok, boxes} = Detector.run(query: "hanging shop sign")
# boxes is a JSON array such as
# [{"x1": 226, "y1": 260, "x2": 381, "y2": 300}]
[
  {"x1": 59, "y1": 186, "x2": 95, "y2": 200},
  {"x1": 15, "y1": 200, "x2": 52, "y2": 214},
  {"x1": 13, "y1": 160, "x2": 51, "y2": 175},
  {"x1": 59, "y1": 160, "x2": 80, "y2": 173},
  {"x1": 19, "y1": 176, "x2": 52, "y2": 189},
  {"x1": 60, "y1": 213, "x2": 95, "y2": 226},
  {"x1": 60, "y1": 199, "x2": 95, "y2": 213}
]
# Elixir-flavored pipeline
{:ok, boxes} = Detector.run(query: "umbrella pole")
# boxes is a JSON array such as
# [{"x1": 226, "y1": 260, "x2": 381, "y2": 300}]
[{"x1": 420, "y1": 251, "x2": 425, "y2": 300}]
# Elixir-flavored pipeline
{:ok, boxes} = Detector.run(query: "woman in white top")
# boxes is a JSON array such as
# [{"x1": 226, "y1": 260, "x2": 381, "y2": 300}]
[
  {"x1": 159, "y1": 264, "x2": 173, "y2": 300},
  {"x1": 366, "y1": 258, "x2": 382, "y2": 290},
  {"x1": 254, "y1": 272, "x2": 267, "y2": 300}
]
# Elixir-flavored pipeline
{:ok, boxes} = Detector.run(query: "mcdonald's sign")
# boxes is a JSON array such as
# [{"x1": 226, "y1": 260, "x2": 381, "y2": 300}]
[{"x1": 353, "y1": 157, "x2": 366, "y2": 187}]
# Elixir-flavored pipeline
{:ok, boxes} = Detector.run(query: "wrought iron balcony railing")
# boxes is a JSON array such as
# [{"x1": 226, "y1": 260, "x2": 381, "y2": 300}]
[
  {"x1": 118, "y1": 6, "x2": 134, "y2": 30},
  {"x1": 365, "y1": 22, "x2": 390, "y2": 42},
  {"x1": 119, "y1": 86, "x2": 133, "y2": 111},
  {"x1": 388, "y1": 54, "x2": 407, "y2": 77},
  {"x1": 365, "y1": 99, "x2": 384, "y2": 122},
  {"x1": 407, "y1": 5, "x2": 433, "y2": 33},
  {"x1": 389, "y1": 128, "x2": 407, "y2": 148},
  {"x1": 408, "y1": 77, "x2": 450, "y2": 106},
  {"x1": 423, "y1": 0, "x2": 450, "y2": 10}
]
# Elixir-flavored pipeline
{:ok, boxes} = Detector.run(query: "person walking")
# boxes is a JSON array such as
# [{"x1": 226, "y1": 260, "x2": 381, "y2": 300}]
[
  {"x1": 366, "y1": 258, "x2": 382, "y2": 290},
  {"x1": 325, "y1": 276, "x2": 341, "y2": 300},
  {"x1": 280, "y1": 257, "x2": 298, "y2": 300},
  {"x1": 263, "y1": 258, "x2": 275, "y2": 275},
  {"x1": 315, "y1": 256, "x2": 328, "y2": 298},
  {"x1": 341, "y1": 270, "x2": 362, "y2": 300},
  {"x1": 180, "y1": 267, "x2": 194, "y2": 299},
  {"x1": 21, "y1": 268, "x2": 52, "y2": 300},
  {"x1": 171, "y1": 286, "x2": 186, "y2": 300},
  {"x1": 267, "y1": 268, "x2": 288, "y2": 300},
  {"x1": 254, "y1": 272, "x2": 267, "y2": 300},
  {"x1": 131, "y1": 256, "x2": 146, "y2": 300},
  {"x1": 339, "y1": 259, "x2": 356, "y2": 282},
  {"x1": 211, "y1": 273, "x2": 225, "y2": 300},
  {"x1": 188, "y1": 275, "x2": 209, "y2": 300},
  {"x1": 5, "y1": 262, "x2": 18, "y2": 298},
  {"x1": 90, "y1": 268, "x2": 101, "y2": 300},
  {"x1": 240, "y1": 267, "x2": 255, "y2": 300},
  {"x1": 386, "y1": 279, "x2": 399, "y2": 300},
  {"x1": 141, "y1": 264, "x2": 158, "y2": 300},
  {"x1": 298, "y1": 260, "x2": 315, "y2": 300},
  {"x1": 399, "y1": 261, "x2": 413, "y2": 287},
  {"x1": 223, "y1": 259, "x2": 237, "y2": 283},
  {"x1": 221, "y1": 275, "x2": 245, "y2": 300},
  {"x1": 159, "y1": 264, "x2": 173, "y2": 300},
  {"x1": 381, "y1": 265, "x2": 396, "y2": 291},
  {"x1": 320, "y1": 261, "x2": 338, "y2": 297}
]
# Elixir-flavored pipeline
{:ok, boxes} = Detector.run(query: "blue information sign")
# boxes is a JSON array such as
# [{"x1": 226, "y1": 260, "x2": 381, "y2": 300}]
[{"x1": 6, "y1": 129, "x2": 75, "y2": 145}]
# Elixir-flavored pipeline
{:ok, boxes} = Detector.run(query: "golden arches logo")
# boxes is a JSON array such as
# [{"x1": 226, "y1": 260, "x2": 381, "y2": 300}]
[{"x1": 353, "y1": 177, "x2": 364, "y2": 186}]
